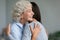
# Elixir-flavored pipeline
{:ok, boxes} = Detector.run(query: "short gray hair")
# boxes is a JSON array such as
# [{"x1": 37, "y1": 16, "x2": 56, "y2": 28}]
[{"x1": 12, "y1": 0, "x2": 32, "y2": 22}]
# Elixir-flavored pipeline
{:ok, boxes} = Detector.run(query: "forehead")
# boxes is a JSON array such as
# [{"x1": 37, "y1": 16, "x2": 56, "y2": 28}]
[{"x1": 24, "y1": 6, "x2": 32, "y2": 12}]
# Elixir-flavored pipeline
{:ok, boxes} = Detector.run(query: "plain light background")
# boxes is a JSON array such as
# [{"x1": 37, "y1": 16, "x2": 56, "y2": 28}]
[{"x1": 0, "y1": 0, "x2": 60, "y2": 34}]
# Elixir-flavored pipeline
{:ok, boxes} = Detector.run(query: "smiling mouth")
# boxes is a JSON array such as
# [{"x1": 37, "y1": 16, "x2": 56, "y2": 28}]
[
  {"x1": 28, "y1": 21, "x2": 32, "y2": 23},
  {"x1": 30, "y1": 16, "x2": 33, "y2": 18},
  {"x1": 28, "y1": 18, "x2": 33, "y2": 23}
]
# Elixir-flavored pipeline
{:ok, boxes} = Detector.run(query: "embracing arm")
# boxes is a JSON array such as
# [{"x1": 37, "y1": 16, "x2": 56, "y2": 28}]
[{"x1": 4, "y1": 24, "x2": 22, "y2": 40}]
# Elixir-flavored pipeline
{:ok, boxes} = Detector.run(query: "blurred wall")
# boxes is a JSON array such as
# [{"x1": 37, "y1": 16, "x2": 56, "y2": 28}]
[
  {"x1": 31, "y1": 0, "x2": 60, "y2": 34},
  {"x1": 0, "y1": 0, "x2": 6, "y2": 34}
]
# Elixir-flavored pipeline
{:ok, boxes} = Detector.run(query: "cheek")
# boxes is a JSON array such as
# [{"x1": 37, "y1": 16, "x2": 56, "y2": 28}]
[
  {"x1": 25, "y1": 13, "x2": 30, "y2": 17},
  {"x1": 23, "y1": 13, "x2": 29, "y2": 20}
]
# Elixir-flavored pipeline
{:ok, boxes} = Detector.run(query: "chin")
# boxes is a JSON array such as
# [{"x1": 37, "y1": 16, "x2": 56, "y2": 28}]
[{"x1": 27, "y1": 18, "x2": 33, "y2": 23}]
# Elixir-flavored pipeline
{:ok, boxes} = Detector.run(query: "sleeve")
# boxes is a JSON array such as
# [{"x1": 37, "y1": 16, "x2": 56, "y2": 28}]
[
  {"x1": 4, "y1": 24, "x2": 22, "y2": 40},
  {"x1": 41, "y1": 24, "x2": 48, "y2": 40},
  {"x1": 37, "y1": 22, "x2": 48, "y2": 40}
]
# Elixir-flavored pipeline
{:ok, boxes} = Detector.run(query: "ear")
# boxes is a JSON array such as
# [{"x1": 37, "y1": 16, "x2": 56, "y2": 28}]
[{"x1": 20, "y1": 13, "x2": 24, "y2": 19}]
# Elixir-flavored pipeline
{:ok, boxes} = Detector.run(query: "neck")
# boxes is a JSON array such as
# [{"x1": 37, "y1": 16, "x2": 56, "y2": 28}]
[{"x1": 19, "y1": 19, "x2": 26, "y2": 25}]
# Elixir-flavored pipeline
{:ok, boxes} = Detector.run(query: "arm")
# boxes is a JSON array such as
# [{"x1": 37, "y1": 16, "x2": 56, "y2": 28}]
[{"x1": 4, "y1": 23, "x2": 22, "y2": 40}]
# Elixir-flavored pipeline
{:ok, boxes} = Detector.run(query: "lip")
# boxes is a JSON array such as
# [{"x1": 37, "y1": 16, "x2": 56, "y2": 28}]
[{"x1": 29, "y1": 16, "x2": 33, "y2": 18}]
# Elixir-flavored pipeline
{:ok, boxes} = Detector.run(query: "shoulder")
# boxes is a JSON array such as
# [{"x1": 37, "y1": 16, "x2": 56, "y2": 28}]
[
  {"x1": 31, "y1": 21, "x2": 45, "y2": 29},
  {"x1": 10, "y1": 23, "x2": 20, "y2": 31},
  {"x1": 11, "y1": 23, "x2": 17, "y2": 28}
]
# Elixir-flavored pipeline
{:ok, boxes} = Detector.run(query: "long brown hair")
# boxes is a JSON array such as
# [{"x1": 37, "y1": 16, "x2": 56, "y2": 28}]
[{"x1": 31, "y1": 2, "x2": 42, "y2": 23}]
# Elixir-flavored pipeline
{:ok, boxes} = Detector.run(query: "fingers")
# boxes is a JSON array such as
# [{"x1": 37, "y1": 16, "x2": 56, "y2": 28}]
[
  {"x1": 5, "y1": 23, "x2": 11, "y2": 35},
  {"x1": 8, "y1": 24, "x2": 10, "y2": 29},
  {"x1": 34, "y1": 23, "x2": 39, "y2": 28},
  {"x1": 34, "y1": 23, "x2": 36, "y2": 28},
  {"x1": 29, "y1": 25, "x2": 33, "y2": 33},
  {"x1": 37, "y1": 24, "x2": 40, "y2": 30},
  {"x1": 6, "y1": 23, "x2": 11, "y2": 31},
  {"x1": 30, "y1": 23, "x2": 41, "y2": 38},
  {"x1": 34, "y1": 23, "x2": 41, "y2": 31},
  {"x1": 30, "y1": 23, "x2": 41, "y2": 35},
  {"x1": 3, "y1": 23, "x2": 11, "y2": 36}
]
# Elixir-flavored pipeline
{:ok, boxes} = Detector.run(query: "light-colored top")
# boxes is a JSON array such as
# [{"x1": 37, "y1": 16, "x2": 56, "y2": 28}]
[
  {"x1": 22, "y1": 21, "x2": 48, "y2": 40},
  {"x1": 4, "y1": 21, "x2": 48, "y2": 40},
  {"x1": 4, "y1": 22, "x2": 23, "y2": 40}
]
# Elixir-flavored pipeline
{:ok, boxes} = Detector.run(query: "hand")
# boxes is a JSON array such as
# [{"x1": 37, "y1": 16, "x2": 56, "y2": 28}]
[
  {"x1": 30, "y1": 23, "x2": 41, "y2": 40},
  {"x1": 4, "y1": 24, "x2": 10, "y2": 36}
]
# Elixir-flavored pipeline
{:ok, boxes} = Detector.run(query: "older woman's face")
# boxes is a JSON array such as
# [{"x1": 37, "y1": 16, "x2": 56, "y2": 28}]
[{"x1": 22, "y1": 6, "x2": 34, "y2": 22}]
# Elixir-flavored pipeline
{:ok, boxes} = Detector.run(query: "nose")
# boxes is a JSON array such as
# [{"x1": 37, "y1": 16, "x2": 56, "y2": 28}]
[{"x1": 32, "y1": 11, "x2": 34, "y2": 15}]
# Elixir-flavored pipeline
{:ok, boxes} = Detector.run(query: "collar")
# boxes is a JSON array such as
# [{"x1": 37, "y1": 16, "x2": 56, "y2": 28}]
[{"x1": 16, "y1": 22, "x2": 23, "y2": 29}]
